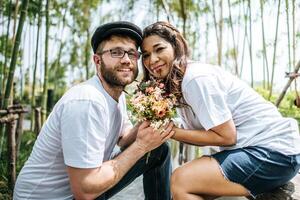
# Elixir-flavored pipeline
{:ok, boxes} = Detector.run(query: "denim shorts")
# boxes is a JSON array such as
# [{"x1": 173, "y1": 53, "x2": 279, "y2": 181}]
[{"x1": 211, "y1": 146, "x2": 300, "y2": 197}]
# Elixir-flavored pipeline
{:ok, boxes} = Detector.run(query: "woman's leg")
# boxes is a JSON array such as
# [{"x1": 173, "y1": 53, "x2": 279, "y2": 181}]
[{"x1": 171, "y1": 156, "x2": 250, "y2": 200}]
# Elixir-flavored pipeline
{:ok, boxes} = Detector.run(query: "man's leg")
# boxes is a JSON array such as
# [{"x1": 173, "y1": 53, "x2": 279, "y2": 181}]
[
  {"x1": 143, "y1": 142, "x2": 171, "y2": 200},
  {"x1": 95, "y1": 143, "x2": 171, "y2": 200}
]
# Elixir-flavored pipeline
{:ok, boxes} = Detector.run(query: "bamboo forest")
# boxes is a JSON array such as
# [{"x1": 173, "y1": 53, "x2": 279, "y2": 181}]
[{"x1": 0, "y1": 0, "x2": 300, "y2": 199}]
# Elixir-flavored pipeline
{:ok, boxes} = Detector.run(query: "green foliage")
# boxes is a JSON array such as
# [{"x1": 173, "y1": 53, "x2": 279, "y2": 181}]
[
  {"x1": 27, "y1": 0, "x2": 43, "y2": 23},
  {"x1": 16, "y1": 131, "x2": 36, "y2": 173},
  {"x1": 0, "y1": 35, "x2": 13, "y2": 57},
  {"x1": 0, "y1": 130, "x2": 36, "y2": 197},
  {"x1": 255, "y1": 87, "x2": 300, "y2": 124}
]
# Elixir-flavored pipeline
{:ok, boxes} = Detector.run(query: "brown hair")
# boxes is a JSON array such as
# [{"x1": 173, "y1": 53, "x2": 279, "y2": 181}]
[{"x1": 142, "y1": 21, "x2": 189, "y2": 105}]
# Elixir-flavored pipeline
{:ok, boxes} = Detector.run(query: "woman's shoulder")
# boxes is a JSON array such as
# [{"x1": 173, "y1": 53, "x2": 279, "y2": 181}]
[{"x1": 183, "y1": 61, "x2": 224, "y2": 85}]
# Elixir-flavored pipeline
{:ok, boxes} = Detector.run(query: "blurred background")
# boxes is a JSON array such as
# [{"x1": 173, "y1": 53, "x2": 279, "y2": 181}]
[{"x1": 0, "y1": 0, "x2": 300, "y2": 199}]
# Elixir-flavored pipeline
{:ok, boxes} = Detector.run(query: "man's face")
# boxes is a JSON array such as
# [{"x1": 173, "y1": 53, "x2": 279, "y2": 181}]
[{"x1": 94, "y1": 36, "x2": 139, "y2": 87}]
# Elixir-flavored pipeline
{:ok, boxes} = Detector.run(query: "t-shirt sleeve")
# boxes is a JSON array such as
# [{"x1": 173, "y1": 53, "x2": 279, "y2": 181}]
[
  {"x1": 184, "y1": 76, "x2": 232, "y2": 130},
  {"x1": 61, "y1": 100, "x2": 107, "y2": 168}
]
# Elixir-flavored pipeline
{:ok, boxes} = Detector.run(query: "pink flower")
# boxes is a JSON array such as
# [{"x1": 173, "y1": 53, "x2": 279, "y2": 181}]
[{"x1": 145, "y1": 87, "x2": 155, "y2": 94}]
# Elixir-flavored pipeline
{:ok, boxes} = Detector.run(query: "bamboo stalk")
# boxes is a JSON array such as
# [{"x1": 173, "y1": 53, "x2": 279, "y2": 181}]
[
  {"x1": 34, "y1": 107, "x2": 41, "y2": 135},
  {"x1": 275, "y1": 60, "x2": 300, "y2": 107},
  {"x1": 31, "y1": 0, "x2": 43, "y2": 131},
  {"x1": 41, "y1": 0, "x2": 49, "y2": 123},
  {"x1": 2, "y1": 0, "x2": 29, "y2": 109},
  {"x1": 7, "y1": 117, "x2": 17, "y2": 189},
  {"x1": 260, "y1": 0, "x2": 270, "y2": 89},
  {"x1": 268, "y1": 0, "x2": 281, "y2": 100},
  {"x1": 15, "y1": 112, "x2": 24, "y2": 159},
  {"x1": 227, "y1": 0, "x2": 238, "y2": 76}
]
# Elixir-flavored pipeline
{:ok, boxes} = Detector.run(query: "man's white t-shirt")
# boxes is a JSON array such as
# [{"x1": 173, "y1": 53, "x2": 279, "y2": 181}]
[
  {"x1": 177, "y1": 62, "x2": 300, "y2": 155},
  {"x1": 13, "y1": 75, "x2": 132, "y2": 200}
]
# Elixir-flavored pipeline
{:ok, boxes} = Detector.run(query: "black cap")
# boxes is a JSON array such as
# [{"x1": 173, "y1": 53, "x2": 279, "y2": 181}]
[{"x1": 91, "y1": 21, "x2": 142, "y2": 53}]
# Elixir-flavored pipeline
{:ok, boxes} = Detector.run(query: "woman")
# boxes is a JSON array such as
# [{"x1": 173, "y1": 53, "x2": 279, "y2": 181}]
[{"x1": 141, "y1": 21, "x2": 300, "y2": 200}]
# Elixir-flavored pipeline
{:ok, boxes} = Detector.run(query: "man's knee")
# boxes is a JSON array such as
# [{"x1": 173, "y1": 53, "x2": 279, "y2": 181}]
[{"x1": 157, "y1": 142, "x2": 170, "y2": 160}]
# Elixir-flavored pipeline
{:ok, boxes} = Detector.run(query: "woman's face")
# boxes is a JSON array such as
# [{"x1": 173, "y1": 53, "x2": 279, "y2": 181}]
[{"x1": 142, "y1": 35, "x2": 175, "y2": 79}]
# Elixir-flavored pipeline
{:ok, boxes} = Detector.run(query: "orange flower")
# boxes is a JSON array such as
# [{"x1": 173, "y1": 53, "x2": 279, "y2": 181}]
[{"x1": 153, "y1": 101, "x2": 168, "y2": 118}]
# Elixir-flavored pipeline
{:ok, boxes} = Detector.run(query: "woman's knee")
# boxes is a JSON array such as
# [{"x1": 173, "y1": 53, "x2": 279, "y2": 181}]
[
  {"x1": 171, "y1": 167, "x2": 187, "y2": 191},
  {"x1": 171, "y1": 168, "x2": 184, "y2": 199}
]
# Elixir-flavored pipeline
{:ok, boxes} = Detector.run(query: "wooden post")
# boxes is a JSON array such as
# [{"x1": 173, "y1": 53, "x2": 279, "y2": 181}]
[
  {"x1": 15, "y1": 112, "x2": 24, "y2": 159},
  {"x1": 34, "y1": 107, "x2": 41, "y2": 135},
  {"x1": 275, "y1": 60, "x2": 300, "y2": 107},
  {"x1": 7, "y1": 114, "x2": 18, "y2": 189}
]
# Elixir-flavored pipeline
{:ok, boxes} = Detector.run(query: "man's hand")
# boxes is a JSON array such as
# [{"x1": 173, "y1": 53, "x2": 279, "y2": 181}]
[
  {"x1": 135, "y1": 121, "x2": 175, "y2": 152},
  {"x1": 68, "y1": 121, "x2": 174, "y2": 200}
]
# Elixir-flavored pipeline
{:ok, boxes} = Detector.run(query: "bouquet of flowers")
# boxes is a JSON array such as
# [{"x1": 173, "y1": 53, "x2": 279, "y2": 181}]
[{"x1": 127, "y1": 79, "x2": 178, "y2": 132}]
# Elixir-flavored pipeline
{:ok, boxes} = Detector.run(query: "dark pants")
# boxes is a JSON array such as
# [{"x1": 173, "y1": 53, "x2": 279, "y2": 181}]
[{"x1": 95, "y1": 143, "x2": 172, "y2": 200}]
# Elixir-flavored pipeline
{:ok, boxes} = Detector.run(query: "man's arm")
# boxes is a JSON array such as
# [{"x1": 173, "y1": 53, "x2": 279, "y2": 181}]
[
  {"x1": 67, "y1": 121, "x2": 174, "y2": 200},
  {"x1": 117, "y1": 122, "x2": 140, "y2": 149}
]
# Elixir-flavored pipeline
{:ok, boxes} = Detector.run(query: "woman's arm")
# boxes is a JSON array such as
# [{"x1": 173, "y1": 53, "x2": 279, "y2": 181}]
[{"x1": 172, "y1": 119, "x2": 237, "y2": 146}]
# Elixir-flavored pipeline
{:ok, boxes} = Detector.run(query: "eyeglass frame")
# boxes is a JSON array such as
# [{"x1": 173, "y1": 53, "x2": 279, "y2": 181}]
[{"x1": 98, "y1": 48, "x2": 141, "y2": 60}]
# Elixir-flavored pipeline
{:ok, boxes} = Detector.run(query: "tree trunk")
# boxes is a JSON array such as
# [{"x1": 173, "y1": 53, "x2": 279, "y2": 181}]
[
  {"x1": 275, "y1": 60, "x2": 300, "y2": 107},
  {"x1": 2, "y1": 0, "x2": 29, "y2": 109},
  {"x1": 248, "y1": 0, "x2": 254, "y2": 88},
  {"x1": 179, "y1": 0, "x2": 187, "y2": 38},
  {"x1": 268, "y1": 0, "x2": 281, "y2": 100},
  {"x1": 1, "y1": 0, "x2": 13, "y2": 101},
  {"x1": 211, "y1": 0, "x2": 223, "y2": 66},
  {"x1": 12, "y1": 0, "x2": 20, "y2": 42},
  {"x1": 239, "y1": 0, "x2": 248, "y2": 76},
  {"x1": 204, "y1": 0, "x2": 209, "y2": 62},
  {"x1": 15, "y1": 112, "x2": 24, "y2": 159},
  {"x1": 260, "y1": 0, "x2": 270, "y2": 89},
  {"x1": 285, "y1": 0, "x2": 291, "y2": 72},
  {"x1": 227, "y1": 0, "x2": 238, "y2": 76},
  {"x1": 30, "y1": 0, "x2": 42, "y2": 131},
  {"x1": 85, "y1": 30, "x2": 90, "y2": 80},
  {"x1": 218, "y1": 0, "x2": 223, "y2": 66},
  {"x1": 0, "y1": 1, "x2": 5, "y2": 95},
  {"x1": 7, "y1": 116, "x2": 18, "y2": 189},
  {"x1": 53, "y1": 5, "x2": 68, "y2": 96},
  {"x1": 34, "y1": 107, "x2": 41, "y2": 135},
  {"x1": 41, "y1": 0, "x2": 49, "y2": 123},
  {"x1": 292, "y1": 0, "x2": 295, "y2": 67}
]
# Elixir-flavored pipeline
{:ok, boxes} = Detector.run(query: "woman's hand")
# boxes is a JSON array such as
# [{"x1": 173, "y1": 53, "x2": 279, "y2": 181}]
[{"x1": 135, "y1": 121, "x2": 175, "y2": 152}]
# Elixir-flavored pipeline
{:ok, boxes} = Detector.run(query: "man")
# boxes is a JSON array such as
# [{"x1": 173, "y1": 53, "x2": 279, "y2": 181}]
[{"x1": 14, "y1": 21, "x2": 173, "y2": 200}]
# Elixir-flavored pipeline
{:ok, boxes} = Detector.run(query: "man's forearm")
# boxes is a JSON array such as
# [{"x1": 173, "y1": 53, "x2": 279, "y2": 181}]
[
  {"x1": 79, "y1": 142, "x2": 147, "y2": 198},
  {"x1": 118, "y1": 125, "x2": 139, "y2": 148}
]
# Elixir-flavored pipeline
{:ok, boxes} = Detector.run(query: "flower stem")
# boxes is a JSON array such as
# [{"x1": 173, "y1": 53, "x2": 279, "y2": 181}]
[{"x1": 146, "y1": 151, "x2": 151, "y2": 164}]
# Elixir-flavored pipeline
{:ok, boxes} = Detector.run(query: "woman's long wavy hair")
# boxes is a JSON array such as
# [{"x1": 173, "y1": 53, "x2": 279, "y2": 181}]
[{"x1": 142, "y1": 21, "x2": 189, "y2": 105}]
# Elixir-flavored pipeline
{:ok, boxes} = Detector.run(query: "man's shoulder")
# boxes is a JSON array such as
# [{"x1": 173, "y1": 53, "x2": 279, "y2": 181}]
[{"x1": 59, "y1": 81, "x2": 107, "y2": 106}]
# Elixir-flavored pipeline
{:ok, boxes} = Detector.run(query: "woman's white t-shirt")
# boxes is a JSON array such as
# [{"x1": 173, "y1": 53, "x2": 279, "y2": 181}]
[{"x1": 177, "y1": 62, "x2": 300, "y2": 155}]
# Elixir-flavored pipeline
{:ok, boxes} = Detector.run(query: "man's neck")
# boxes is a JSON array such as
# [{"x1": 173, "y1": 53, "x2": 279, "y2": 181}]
[{"x1": 97, "y1": 73, "x2": 123, "y2": 102}]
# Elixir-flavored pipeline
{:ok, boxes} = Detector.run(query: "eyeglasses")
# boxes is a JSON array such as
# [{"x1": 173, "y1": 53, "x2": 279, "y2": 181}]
[{"x1": 99, "y1": 48, "x2": 141, "y2": 60}]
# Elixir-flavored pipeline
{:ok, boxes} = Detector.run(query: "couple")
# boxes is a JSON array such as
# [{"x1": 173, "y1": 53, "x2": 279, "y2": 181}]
[{"x1": 14, "y1": 21, "x2": 300, "y2": 200}]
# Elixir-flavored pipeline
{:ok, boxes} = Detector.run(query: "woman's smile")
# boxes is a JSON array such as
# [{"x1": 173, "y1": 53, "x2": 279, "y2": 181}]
[{"x1": 142, "y1": 35, "x2": 175, "y2": 79}]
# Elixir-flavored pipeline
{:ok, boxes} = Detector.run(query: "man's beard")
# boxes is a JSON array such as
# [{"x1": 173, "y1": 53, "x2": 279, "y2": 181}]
[{"x1": 100, "y1": 60, "x2": 138, "y2": 87}]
